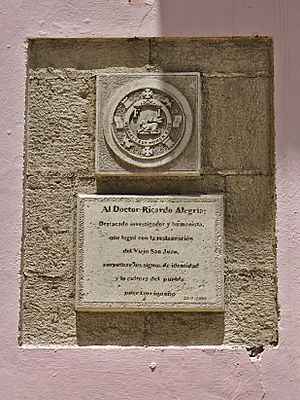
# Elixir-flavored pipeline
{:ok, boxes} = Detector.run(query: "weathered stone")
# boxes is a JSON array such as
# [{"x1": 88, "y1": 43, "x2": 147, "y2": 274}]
[
  {"x1": 30, "y1": 38, "x2": 150, "y2": 70},
  {"x1": 23, "y1": 176, "x2": 96, "y2": 278},
  {"x1": 224, "y1": 268, "x2": 278, "y2": 345},
  {"x1": 202, "y1": 77, "x2": 273, "y2": 174},
  {"x1": 143, "y1": 312, "x2": 224, "y2": 346},
  {"x1": 21, "y1": 38, "x2": 276, "y2": 346},
  {"x1": 26, "y1": 73, "x2": 96, "y2": 175},
  {"x1": 23, "y1": 178, "x2": 75, "y2": 277},
  {"x1": 96, "y1": 174, "x2": 225, "y2": 195},
  {"x1": 225, "y1": 175, "x2": 275, "y2": 269},
  {"x1": 77, "y1": 312, "x2": 224, "y2": 346},
  {"x1": 150, "y1": 37, "x2": 272, "y2": 75},
  {"x1": 76, "y1": 312, "x2": 146, "y2": 346},
  {"x1": 21, "y1": 175, "x2": 96, "y2": 345},
  {"x1": 21, "y1": 275, "x2": 76, "y2": 345},
  {"x1": 75, "y1": 176, "x2": 97, "y2": 194}
]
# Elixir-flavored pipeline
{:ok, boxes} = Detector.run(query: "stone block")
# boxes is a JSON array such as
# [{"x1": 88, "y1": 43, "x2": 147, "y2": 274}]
[
  {"x1": 21, "y1": 275, "x2": 76, "y2": 345},
  {"x1": 96, "y1": 174, "x2": 225, "y2": 195},
  {"x1": 224, "y1": 268, "x2": 278, "y2": 345},
  {"x1": 225, "y1": 176, "x2": 275, "y2": 269},
  {"x1": 25, "y1": 176, "x2": 74, "y2": 227},
  {"x1": 30, "y1": 38, "x2": 150, "y2": 70},
  {"x1": 23, "y1": 177, "x2": 75, "y2": 277},
  {"x1": 76, "y1": 312, "x2": 224, "y2": 346},
  {"x1": 202, "y1": 77, "x2": 273, "y2": 174},
  {"x1": 22, "y1": 175, "x2": 97, "y2": 344},
  {"x1": 76, "y1": 266, "x2": 277, "y2": 346},
  {"x1": 26, "y1": 70, "x2": 96, "y2": 175},
  {"x1": 75, "y1": 176, "x2": 97, "y2": 194},
  {"x1": 23, "y1": 176, "x2": 96, "y2": 278},
  {"x1": 143, "y1": 312, "x2": 224, "y2": 346},
  {"x1": 150, "y1": 37, "x2": 272, "y2": 75},
  {"x1": 76, "y1": 312, "x2": 146, "y2": 346}
]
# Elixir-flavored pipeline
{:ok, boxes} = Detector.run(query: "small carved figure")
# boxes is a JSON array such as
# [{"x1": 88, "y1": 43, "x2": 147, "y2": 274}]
[{"x1": 138, "y1": 116, "x2": 163, "y2": 135}]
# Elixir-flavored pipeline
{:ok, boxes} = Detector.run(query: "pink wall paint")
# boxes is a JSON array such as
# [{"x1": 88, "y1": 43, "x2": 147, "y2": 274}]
[{"x1": 0, "y1": 0, "x2": 299, "y2": 399}]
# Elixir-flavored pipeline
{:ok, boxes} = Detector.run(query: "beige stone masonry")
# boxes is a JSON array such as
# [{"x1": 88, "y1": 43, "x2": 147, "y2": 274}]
[{"x1": 21, "y1": 37, "x2": 276, "y2": 346}]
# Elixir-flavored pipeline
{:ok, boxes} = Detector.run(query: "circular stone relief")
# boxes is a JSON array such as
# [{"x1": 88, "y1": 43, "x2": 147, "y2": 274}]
[{"x1": 103, "y1": 79, "x2": 193, "y2": 169}]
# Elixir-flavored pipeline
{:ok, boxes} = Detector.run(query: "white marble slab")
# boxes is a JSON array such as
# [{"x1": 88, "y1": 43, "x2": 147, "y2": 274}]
[{"x1": 76, "y1": 195, "x2": 224, "y2": 311}]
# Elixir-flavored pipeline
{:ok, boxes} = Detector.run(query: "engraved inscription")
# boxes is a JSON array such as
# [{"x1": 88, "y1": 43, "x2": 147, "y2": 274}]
[{"x1": 76, "y1": 195, "x2": 224, "y2": 312}]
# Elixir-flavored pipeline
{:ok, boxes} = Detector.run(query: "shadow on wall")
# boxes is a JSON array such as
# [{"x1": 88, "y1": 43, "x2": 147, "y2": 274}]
[
  {"x1": 77, "y1": 311, "x2": 225, "y2": 346},
  {"x1": 157, "y1": 0, "x2": 234, "y2": 37}
]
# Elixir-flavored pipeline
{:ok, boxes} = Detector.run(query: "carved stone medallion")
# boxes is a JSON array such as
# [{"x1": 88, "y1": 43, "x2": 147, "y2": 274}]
[
  {"x1": 104, "y1": 79, "x2": 193, "y2": 168},
  {"x1": 96, "y1": 73, "x2": 201, "y2": 176}
]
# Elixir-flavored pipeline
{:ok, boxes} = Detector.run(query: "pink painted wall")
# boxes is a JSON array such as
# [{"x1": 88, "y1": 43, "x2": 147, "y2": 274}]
[{"x1": 0, "y1": 0, "x2": 299, "y2": 398}]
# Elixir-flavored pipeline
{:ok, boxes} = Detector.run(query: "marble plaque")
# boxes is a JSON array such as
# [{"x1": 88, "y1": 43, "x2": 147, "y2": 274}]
[
  {"x1": 96, "y1": 73, "x2": 201, "y2": 176},
  {"x1": 76, "y1": 195, "x2": 224, "y2": 311}
]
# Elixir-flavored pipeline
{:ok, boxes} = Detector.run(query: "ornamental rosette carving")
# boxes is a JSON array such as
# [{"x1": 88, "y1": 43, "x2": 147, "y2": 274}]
[{"x1": 103, "y1": 79, "x2": 193, "y2": 168}]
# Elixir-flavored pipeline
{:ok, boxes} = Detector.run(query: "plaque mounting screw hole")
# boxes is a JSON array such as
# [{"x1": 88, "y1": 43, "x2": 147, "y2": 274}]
[{"x1": 149, "y1": 362, "x2": 157, "y2": 372}]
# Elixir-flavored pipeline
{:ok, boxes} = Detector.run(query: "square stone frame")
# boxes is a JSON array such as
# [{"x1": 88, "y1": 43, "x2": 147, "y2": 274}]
[{"x1": 95, "y1": 72, "x2": 201, "y2": 176}]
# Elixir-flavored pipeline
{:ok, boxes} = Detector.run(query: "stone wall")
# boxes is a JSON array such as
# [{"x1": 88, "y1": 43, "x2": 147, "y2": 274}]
[{"x1": 21, "y1": 37, "x2": 277, "y2": 346}]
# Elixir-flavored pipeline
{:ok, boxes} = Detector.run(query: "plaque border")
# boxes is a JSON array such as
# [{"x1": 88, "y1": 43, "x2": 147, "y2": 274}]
[
  {"x1": 95, "y1": 73, "x2": 201, "y2": 176},
  {"x1": 103, "y1": 79, "x2": 193, "y2": 168},
  {"x1": 75, "y1": 194, "x2": 224, "y2": 312}
]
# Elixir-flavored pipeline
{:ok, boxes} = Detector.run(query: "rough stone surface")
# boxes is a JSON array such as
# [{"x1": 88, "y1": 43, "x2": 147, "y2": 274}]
[
  {"x1": 77, "y1": 311, "x2": 225, "y2": 346},
  {"x1": 30, "y1": 38, "x2": 150, "y2": 70},
  {"x1": 225, "y1": 175, "x2": 276, "y2": 270},
  {"x1": 202, "y1": 77, "x2": 273, "y2": 174},
  {"x1": 26, "y1": 71, "x2": 96, "y2": 176},
  {"x1": 224, "y1": 268, "x2": 278, "y2": 345},
  {"x1": 21, "y1": 38, "x2": 276, "y2": 346},
  {"x1": 23, "y1": 177, "x2": 74, "y2": 278},
  {"x1": 21, "y1": 175, "x2": 96, "y2": 344},
  {"x1": 77, "y1": 312, "x2": 147, "y2": 346},
  {"x1": 96, "y1": 174, "x2": 225, "y2": 195},
  {"x1": 21, "y1": 275, "x2": 77, "y2": 345},
  {"x1": 150, "y1": 37, "x2": 272, "y2": 75}
]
